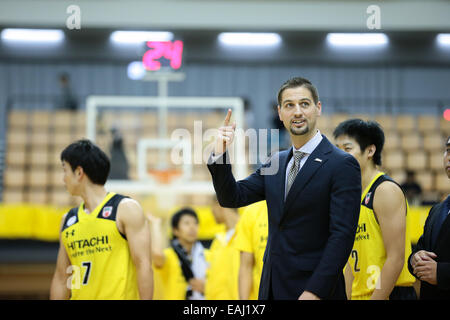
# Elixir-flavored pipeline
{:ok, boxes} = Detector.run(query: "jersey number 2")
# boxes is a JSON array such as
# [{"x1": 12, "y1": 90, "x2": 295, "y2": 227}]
[{"x1": 351, "y1": 250, "x2": 360, "y2": 272}]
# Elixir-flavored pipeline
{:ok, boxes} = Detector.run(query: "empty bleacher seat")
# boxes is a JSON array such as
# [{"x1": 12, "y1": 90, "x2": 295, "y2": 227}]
[
  {"x1": 406, "y1": 151, "x2": 428, "y2": 171},
  {"x1": 6, "y1": 149, "x2": 26, "y2": 167},
  {"x1": 49, "y1": 188, "x2": 77, "y2": 207},
  {"x1": 435, "y1": 172, "x2": 449, "y2": 194},
  {"x1": 3, "y1": 167, "x2": 26, "y2": 188},
  {"x1": 49, "y1": 169, "x2": 64, "y2": 188},
  {"x1": 30, "y1": 149, "x2": 49, "y2": 167},
  {"x1": 384, "y1": 131, "x2": 401, "y2": 151},
  {"x1": 429, "y1": 153, "x2": 444, "y2": 171},
  {"x1": 418, "y1": 115, "x2": 438, "y2": 134},
  {"x1": 352, "y1": 114, "x2": 371, "y2": 121},
  {"x1": 416, "y1": 171, "x2": 434, "y2": 192},
  {"x1": 28, "y1": 169, "x2": 49, "y2": 188},
  {"x1": 401, "y1": 133, "x2": 422, "y2": 152},
  {"x1": 423, "y1": 132, "x2": 445, "y2": 152},
  {"x1": 8, "y1": 111, "x2": 29, "y2": 129},
  {"x1": 440, "y1": 118, "x2": 450, "y2": 136},
  {"x1": 330, "y1": 114, "x2": 349, "y2": 129},
  {"x1": 7, "y1": 129, "x2": 29, "y2": 149},
  {"x1": 374, "y1": 115, "x2": 395, "y2": 132},
  {"x1": 26, "y1": 189, "x2": 48, "y2": 204},
  {"x1": 52, "y1": 111, "x2": 73, "y2": 132},
  {"x1": 30, "y1": 111, "x2": 51, "y2": 131},
  {"x1": 30, "y1": 131, "x2": 50, "y2": 148},
  {"x1": 388, "y1": 170, "x2": 406, "y2": 185},
  {"x1": 383, "y1": 150, "x2": 405, "y2": 171},
  {"x1": 316, "y1": 115, "x2": 331, "y2": 132},
  {"x1": 2, "y1": 189, "x2": 25, "y2": 203},
  {"x1": 396, "y1": 115, "x2": 416, "y2": 133},
  {"x1": 52, "y1": 131, "x2": 75, "y2": 149}
]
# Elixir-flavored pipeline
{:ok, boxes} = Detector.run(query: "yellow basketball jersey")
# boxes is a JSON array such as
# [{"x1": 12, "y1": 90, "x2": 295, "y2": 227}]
[
  {"x1": 348, "y1": 173, "x2": 415, "y2": 300},
  {"x1": 61, "y1": 192, "x2": 139, "y2": 300},
  {"x1": 234, "y1": 200, "x2": 268, "y2": 300},
  {"x1": 205, "y1": 230, "x2": 240, "y2": 300},
  {"x1": 153, "y1": 247, "x2": 189, "y2": 300}
]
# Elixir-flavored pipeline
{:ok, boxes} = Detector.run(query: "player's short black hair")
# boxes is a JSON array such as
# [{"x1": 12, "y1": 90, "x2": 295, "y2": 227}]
[
  {"x1": 333, "y1": 119, "x2": 385, "y2": 166},
  {"x1": 277, "y1": 77, "x2": 319, "y2": 106},
  {"x1": 60, "y1": 139, "x2": 111, "y2": 185},
  {"x1": 171, "y1": 207, "x2": 199, "y2": 230}
]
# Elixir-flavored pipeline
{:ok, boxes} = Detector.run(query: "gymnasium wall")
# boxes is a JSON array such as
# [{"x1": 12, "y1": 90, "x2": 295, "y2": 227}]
[{"x1": 1, "y1": 61, "x2": 450, "y2": 125}]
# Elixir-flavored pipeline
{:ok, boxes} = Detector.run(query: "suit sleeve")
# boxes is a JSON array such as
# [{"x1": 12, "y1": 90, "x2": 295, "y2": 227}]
[
  {"x1": 304, "y1": 154, "x2": 361, "y2": 299},
  {"x1": 207, "y1": 152, "x2": 265, "y2": 208},
  {"x1": 407, "y1": 205, "x2": 436, "y2": 278},
  {"x1": 437, "y1": 263, "x2": 450, "y2": 290}
]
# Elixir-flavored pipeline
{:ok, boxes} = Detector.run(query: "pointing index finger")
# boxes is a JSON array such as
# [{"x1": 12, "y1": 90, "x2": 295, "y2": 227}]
[{"x1": 223, "y1": 109, "x2": 232, "y2": 126}]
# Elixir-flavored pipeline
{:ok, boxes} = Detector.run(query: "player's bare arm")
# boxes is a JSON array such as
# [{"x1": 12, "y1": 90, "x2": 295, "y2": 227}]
[
  {"x1": 344, "y1": 262, "x2": 354, "y2": 299},
  {"x1": 50, "y1": 213, "x2": 72, "y2": 300},
  {"x1": 239, "y1": 251, "x2": 254, "y2": 300},
  {"x1": 146, "y1": 213, "x2": 166, "y2": 268},
  {"x1": 117, "y1": 199, "x2": 153, "y2": 300},
  {"x1": 371, "y1": 181, "x2": 407, "y2": 300}
]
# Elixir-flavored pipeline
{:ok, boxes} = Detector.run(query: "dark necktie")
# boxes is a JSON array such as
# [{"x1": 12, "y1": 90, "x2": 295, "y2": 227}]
[{"x1": 286, "y1": 151, "x2": 308, "y2": 197}]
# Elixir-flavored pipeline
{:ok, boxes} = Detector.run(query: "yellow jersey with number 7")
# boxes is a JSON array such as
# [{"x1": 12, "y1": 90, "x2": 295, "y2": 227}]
[{"x1": 61, "y1": 192, "x2": 139, "y2": 300}]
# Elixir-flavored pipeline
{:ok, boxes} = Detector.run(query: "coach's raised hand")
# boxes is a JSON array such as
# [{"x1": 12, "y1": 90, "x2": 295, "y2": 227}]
[{"x1": 214, "y1": 108, "x2": 236, "y2": 155}]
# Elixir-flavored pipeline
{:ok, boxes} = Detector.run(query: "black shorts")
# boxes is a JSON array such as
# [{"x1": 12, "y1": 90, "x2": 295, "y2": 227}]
[{"x1": 389, "y1": 286, "x2": 417, "y2": 300}]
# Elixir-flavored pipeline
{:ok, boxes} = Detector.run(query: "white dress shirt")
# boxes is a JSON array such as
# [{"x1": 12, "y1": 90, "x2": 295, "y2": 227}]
[{"x1": 284, "y1": 130, "x2": 323, "y2": 199}]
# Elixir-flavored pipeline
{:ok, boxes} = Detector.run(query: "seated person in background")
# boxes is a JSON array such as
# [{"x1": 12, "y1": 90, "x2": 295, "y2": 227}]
[
  {"x1": 401, "y1": 170, "x2": 423, "y2": 206},
  {"x1": 147, "y1": 208, "x2": 208, "y2": 300},
  {"x1": 109, "y1": 127, "x2": 129, "y2": 180},
  {"x1": 205, "y1": 202, "x2": 240, "y2": 300},
  {"x1": 57, "y1": 72, "x2": 78, "y2": 111}
]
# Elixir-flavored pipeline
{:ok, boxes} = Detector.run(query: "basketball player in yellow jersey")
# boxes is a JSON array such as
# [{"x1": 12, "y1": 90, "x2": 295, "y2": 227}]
[
  {"x1": 50, "y1": 140, "x2": 153, "y2": 300},
  {"x1": 205, "y1": 202, "x2": 240, "y2": 300},
  {"x1": 334, "y1": 119, "x2": 416, "y2": 300},
  {"x1": 235, "y1": 200, "x2": 268, "y2": 300}
]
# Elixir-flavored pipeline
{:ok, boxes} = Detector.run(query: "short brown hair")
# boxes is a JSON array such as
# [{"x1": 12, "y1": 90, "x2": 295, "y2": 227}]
[{"x1": 277, "y1": 77, "x2": 319, "y2": 106}]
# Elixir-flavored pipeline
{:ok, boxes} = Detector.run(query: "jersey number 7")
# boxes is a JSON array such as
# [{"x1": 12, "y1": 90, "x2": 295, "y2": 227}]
[{"x1": 82, "y1": 261, "x2": 92, "y2": 285}]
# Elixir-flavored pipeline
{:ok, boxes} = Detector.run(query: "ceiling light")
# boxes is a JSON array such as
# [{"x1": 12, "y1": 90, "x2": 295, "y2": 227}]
[
  {"x1": 111, "y1": 31, "x2": 173, "y2": 44},
  {"x1": 218, "y1": 33, "x2": 281, "y2": 46},
  {"x1": 1, "y1": 28, "x2": 64, "y2": 43},
  {"x1": 326, "y1": 33, "x2": 388, "y2": 47}
]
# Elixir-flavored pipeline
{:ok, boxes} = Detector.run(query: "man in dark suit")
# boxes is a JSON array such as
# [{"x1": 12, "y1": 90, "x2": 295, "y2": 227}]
[
  {"x1": 207, "y1": 77, "x2": 361, "y2": 300},
  {"x1": 408, "y1": 136, "x2": 450, "y2": 299}
]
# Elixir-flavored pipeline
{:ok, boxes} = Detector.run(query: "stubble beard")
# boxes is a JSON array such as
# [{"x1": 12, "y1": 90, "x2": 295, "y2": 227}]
[{"x1": 290, "y1": 122, "x2": 309, "y2": 136}]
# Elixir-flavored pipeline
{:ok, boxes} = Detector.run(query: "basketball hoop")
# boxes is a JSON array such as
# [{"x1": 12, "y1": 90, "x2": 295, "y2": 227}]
[{"x1": 148, "y1": 168, "x2": 183, "y2": 184}]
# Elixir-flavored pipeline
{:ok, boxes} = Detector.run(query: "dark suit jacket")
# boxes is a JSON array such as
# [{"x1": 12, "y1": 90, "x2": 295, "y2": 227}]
[
  {"x1": 207, "y1": 135, "x2": 361, "y2": 300},
  {"x1": 408, "y1": 200, "x2": 450, "y2": 299}
]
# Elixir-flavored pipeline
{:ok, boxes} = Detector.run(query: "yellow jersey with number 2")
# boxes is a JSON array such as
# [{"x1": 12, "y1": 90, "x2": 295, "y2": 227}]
[{"x1": 348, "y1": 173, "x2": 415, "y2": 300}]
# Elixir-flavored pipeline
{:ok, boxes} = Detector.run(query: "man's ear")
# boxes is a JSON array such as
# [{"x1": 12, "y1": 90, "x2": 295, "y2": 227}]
[
  {"x1": 74, "y1": 166, "x2": 84, "y2": 180},
  {"x1": 316, "y1": 101, "x2": 322, "y2": 116},
  {"x1": 277, "y1": 105, "x2": 282, "y2": 121},
  {"x1": 367, "y1": 145, "x2": 376, "y2": 158}
]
